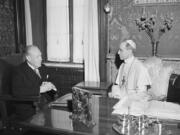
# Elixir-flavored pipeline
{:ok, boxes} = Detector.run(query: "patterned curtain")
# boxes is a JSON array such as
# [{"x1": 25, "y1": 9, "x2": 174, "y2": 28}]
[{"x1": 0, "y1": 0, "x2": 16, "y2": 57}]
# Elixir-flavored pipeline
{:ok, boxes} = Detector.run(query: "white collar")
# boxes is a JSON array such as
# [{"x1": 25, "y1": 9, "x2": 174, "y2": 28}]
[
  {"x1": 27, "y1": 62, "x2": 36, "y2": 70},
  {"x1": 124, "y1": 56, "x2": 134, "y2": 64}
]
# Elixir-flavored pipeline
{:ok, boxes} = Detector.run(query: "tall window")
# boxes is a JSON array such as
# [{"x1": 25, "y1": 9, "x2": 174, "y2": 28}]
[{"x1": 46, "y1": 0, "x2": 86, "y2": 63}]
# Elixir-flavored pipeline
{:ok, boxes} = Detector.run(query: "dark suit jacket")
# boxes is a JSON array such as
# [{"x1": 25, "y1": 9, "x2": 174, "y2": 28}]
[{"x1": 12, "y1": 61, "x2": 56, "y2": 120}]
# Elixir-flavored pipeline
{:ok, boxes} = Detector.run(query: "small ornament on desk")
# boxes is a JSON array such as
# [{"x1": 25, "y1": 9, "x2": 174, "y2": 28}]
[
  {"x1": 112, "y1": 114, "x2": 132, "y2": 135},
  {"x1": 69, "y1": 87, "x2": 96, "y2": 128},
  {"x1": 112, "y1": 114, "x2": 165, "y2": 135}
]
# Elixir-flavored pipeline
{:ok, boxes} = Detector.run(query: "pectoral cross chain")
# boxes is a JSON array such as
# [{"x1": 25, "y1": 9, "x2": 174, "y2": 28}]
[{"x1": 122, "y1": 76, "x2": 126, "y2": 86}]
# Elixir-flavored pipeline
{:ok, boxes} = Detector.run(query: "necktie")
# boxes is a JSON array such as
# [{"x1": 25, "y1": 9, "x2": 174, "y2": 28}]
[{"x1": 34, "y1": 68, "x2": 41, "y2": 78}]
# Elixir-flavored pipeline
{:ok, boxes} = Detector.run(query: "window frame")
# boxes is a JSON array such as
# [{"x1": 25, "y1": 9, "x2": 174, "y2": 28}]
[{"x1": 45, "y1": 0, "x2": 80, "y2": 64}]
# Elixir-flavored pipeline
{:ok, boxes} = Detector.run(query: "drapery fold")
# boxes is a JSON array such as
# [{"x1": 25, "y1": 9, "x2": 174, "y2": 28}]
[
  {"x1": 28, "y1": 0, "x2": 46, "y2": 57},
  {"x1": 24, "y1": 0, "x2": 33, "y2": 45},
  {"x1": 83, "y1": 0, "x2": 100, "y2": 82}
]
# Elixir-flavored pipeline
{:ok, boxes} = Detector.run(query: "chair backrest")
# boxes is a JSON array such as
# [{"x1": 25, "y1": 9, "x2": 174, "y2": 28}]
[
  {"x1": 0, "y1": 59, "x2": 13, "y2": 95},
  {"x1": 143, "y1": 56, "x2": 173, "y2": 100},
  {"x1": 0, "y1": 54, "x2": 24, "y2": 95}
]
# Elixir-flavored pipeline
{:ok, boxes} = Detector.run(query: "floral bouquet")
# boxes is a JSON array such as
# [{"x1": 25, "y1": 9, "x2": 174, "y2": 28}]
[{"x1": 135, "y1": 15, "x2": 173, "y2": 56}]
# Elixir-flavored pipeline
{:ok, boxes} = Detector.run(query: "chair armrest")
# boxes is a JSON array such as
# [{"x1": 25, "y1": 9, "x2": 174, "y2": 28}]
[
  {"x1": 0, "y1": 95, "x2": 40, "y2": 102},
  {"x1": 167, "y1": 73, "x2": 180, "y2": 104},
  {"x1": 169, "y1": 73, "x2": 179, "y2": 87}
]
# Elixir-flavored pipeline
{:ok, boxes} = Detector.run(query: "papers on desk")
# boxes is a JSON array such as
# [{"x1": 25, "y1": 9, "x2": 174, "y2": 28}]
[
  {"x1": 112, "y1": 97, "x2": 149, "y2": 116},
  {"x1": 146, "y1": 101, "x2": 180, "y2": 120},
  {"x1": 112, "y1": 97, "x2": 180, "y2": 120}
]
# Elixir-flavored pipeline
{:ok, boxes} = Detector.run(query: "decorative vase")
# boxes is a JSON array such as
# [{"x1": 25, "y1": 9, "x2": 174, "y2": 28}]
[{"x1": 152, "y1": 41, "x2": 159, "y2": 56}]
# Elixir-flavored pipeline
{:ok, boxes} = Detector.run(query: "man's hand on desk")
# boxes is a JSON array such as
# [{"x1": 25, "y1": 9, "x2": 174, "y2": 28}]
[{"x1": 40, "y1": 81, "x2": 57, "y2": 93}]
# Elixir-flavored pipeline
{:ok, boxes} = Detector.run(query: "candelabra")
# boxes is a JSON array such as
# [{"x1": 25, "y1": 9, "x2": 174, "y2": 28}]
[
  {"x1": 135, "y1": 13, "x2": 173, "y2": 56},
  {"x1": 112, "y1": 114, "x2": 162, "y2": 135}
]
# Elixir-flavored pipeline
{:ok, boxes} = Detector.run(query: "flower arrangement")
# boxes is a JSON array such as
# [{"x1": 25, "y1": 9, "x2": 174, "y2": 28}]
[{"x1": 135, "y1": 14, "x2": 173, "y2": 56}]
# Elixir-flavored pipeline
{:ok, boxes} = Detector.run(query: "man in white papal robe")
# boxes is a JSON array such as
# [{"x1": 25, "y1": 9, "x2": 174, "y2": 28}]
[{"x1": 109, "y1": 39, "x2": 152, "y2": 100}]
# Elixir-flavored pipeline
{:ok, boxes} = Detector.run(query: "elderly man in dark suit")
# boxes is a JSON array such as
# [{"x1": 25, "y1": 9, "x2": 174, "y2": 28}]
[{"x1": 12, "y1": 45, "x2": 57, "y2": 120}]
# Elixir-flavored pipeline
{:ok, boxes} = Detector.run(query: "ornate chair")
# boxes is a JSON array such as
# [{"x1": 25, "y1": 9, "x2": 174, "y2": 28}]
[
  {"x1": 143, "y1": 56, "x2": 180, "y2": 103},
  {"x1": 0, "y1": 54, "x2": 40, "y2": 132}
]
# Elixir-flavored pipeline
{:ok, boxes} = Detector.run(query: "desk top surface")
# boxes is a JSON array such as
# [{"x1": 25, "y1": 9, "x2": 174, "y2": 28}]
[
  {"x1": 75, "y1": 81, "x2": 111, "y2": 90},
  {"x1": 20, "y1": 97, "x2": 180, "y2": 135}
]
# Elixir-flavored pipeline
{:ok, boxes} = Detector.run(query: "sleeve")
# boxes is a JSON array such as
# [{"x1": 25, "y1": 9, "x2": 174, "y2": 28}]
[{"x1": 137, "y1": 65, "x2": 152, "y2": 92}]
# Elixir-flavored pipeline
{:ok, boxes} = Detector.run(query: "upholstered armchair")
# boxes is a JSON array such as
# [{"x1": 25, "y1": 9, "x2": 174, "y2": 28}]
[
  {"x1": 143, "y1": 56, "x2": 180, "y2": 103},
  {"x1": 0, "y1": 54, "x2": 40, "y2": 132}
]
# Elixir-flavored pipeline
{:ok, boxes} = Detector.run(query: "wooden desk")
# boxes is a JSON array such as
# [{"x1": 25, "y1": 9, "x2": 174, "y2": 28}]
[
  {"x1": 14, "y1": 97, "x2": 180, "y2": 135},
  {"x1": 74, "y1": 81, "x2": 111, "y2": 96}
]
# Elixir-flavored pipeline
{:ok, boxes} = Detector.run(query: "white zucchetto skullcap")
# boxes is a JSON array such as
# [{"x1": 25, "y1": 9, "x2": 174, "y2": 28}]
[{"x1": 126, "y1": 40, "x2": 136, "y2": 49}]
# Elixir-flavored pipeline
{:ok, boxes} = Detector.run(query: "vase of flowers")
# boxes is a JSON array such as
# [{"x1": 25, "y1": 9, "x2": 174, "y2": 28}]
[
  {"x1": 135, "y1": 14, "x2": 173, "y2": 56},
  {"x1": 152, "y1": 41, "x2": 159, "y2": 57}
]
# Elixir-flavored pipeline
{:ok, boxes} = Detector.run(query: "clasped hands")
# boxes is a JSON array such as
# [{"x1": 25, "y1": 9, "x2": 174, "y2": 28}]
[
  {"x1": 40, "y1": 81, "x2": 57, "y2": 93},
  {"x1": 109, "y1": 85, "x2": 152, "y2": 101}
]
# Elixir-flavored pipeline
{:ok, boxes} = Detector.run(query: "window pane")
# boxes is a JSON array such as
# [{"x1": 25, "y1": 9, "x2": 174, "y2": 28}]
[
  {"x1": 47, "y1": 0, "x2": 70, "y2": 62},
  {"x1": 73, "y1": 0, "x2": 88, "y2": 63}
]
